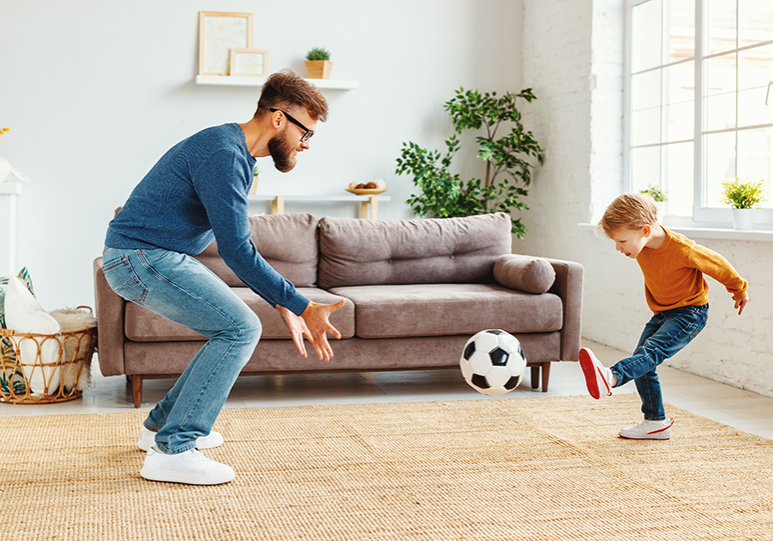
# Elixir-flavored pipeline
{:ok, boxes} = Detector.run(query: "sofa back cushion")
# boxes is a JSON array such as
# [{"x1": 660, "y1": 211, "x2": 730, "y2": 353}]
[
  {"x1": 318, "y1": 213, "x2": 511, "y2": 288},
  {"x1": 194, "y1": 213, "x2": 319, "y2": 287}
]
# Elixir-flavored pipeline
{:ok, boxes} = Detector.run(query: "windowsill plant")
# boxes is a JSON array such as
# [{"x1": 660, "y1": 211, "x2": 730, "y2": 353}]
[{"x1": 720, "y1": 177, "x2": 767, "y2": 230}]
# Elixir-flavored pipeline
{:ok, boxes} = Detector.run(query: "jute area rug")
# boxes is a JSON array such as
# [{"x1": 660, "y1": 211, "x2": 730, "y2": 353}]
[{"x1": 1, "y1": 394, "x2": 771, "y2": 541}]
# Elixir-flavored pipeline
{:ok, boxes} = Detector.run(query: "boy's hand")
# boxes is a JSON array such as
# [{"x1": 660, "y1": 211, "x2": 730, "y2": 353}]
[{"x1": 735, "y1": 296, "x2": 749, "y2": 316}]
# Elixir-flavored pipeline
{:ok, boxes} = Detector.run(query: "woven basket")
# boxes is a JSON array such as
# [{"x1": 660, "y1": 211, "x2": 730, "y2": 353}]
[{"x1": 0, "y1": 310, "x2": 97, "y2": 404}]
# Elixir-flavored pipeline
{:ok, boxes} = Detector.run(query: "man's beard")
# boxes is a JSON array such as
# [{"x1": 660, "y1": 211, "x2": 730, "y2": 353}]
[{"x1": 268, "y1": 128, "x2": 297, "y2": 173}]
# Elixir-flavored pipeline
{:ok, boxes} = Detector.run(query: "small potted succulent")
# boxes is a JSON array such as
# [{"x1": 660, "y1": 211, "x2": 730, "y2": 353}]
[
  {"x1": 639, "y1": 184, "x2": 667, "y2": 222},
  {"x1": 720, "y1": 177, "x2": 767, "y2": 230},
  {"x1": 305, "y1": 47, "x2": 333, "y2": 79}
]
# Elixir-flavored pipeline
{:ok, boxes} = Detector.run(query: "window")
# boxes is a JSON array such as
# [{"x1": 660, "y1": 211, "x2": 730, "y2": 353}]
[{"x1": 626, "y1": 0, "x2": 773, "y2": 226}]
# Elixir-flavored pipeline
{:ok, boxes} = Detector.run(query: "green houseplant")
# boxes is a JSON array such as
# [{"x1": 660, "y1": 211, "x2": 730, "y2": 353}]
[
  {"x1": 639, "y1": 184, "x2": 667, "y2": 222},
  {"x1": 720, "y1": 177, "x2": 767, "y2": 230},
  {"x1": 305, "y1": 47, "x2": 332, "y2": 79},
  {"x1": 639, "y1": 184, "x2": 667, "y2": 202},
  {"x1": 395, "y1": 88, "x2": 542, "y2": 238}
]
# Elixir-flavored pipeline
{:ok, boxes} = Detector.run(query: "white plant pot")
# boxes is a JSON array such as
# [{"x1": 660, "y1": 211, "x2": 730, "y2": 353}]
[
  {"x1": 655, "y1": 202, "x2": 665, "y2": 223},
  {"x1": 731, "y1": 208, "x2": 755, "y2": 230}
]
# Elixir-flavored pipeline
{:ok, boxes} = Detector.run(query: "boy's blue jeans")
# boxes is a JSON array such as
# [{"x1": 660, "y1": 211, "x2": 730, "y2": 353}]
[
  {"x1": 610, "y1": 304, "x2": 708, "y2": 421},
  {"x1": 102, "y1": 247, "x2": 262, "y2": 454}
]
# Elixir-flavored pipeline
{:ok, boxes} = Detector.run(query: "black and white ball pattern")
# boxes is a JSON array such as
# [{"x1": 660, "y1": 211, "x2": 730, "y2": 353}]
[{"x1": 460, "y1": 329, "x2": 526, "y2": 396}]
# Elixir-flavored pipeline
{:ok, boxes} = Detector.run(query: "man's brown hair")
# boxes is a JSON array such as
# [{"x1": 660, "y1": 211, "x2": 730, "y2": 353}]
[
  {"x1": 255, "y1": 69, "x2": 328, "y2": 122},
  {"x1": 597, "y1": 193, "x2": 658, "y2": 237}
]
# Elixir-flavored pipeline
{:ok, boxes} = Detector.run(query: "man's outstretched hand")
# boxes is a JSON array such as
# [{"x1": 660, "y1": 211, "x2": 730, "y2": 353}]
[{"x1": 277, "y1": 299, "x2": 345, "y2": 361}]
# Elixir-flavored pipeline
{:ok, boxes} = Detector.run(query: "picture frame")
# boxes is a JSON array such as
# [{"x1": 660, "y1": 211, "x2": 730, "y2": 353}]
[
  {"x1": 198, "y1": 11, "x2": 253, "y2": 76},
  {"x1": 229, "y1": 48, "x2": 269, "y2": 77}
]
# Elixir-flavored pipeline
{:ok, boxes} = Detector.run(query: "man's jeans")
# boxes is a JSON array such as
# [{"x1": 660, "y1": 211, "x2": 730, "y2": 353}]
[
  {"x1": 610, "y1": 304, "x2": 709, "y2": 421},
  {"x1": 102, "y1": 247, "x2": 262, "y2": 454}
]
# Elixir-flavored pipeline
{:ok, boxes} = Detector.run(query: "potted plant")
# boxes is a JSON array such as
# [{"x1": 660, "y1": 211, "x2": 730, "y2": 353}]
[
  {"x1": 305, "y1": 47, "x2": 333, "y2": 79},
  {"x1": 720, "y1": 177, "x2": 767, "y2": 230},
  {"x1": 395, "y1": 88, "x2": 542, "y2": 238},
  {"x1": 639, "y1": 184, "x2": 667, "y2": 222},
  {"x1": 249, "y1": 164, "x2": 259, "y2": 195}
]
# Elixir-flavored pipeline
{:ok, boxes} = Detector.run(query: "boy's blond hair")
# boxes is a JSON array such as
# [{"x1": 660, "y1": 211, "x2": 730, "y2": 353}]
[{"x1": 597, "y1": 193, "x2": 658, "y2": 237}]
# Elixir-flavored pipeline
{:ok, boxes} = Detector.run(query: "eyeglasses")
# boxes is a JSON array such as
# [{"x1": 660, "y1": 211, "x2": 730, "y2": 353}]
[{"x1": 270, "y1": 108, "x2": 315, "y2": 142}]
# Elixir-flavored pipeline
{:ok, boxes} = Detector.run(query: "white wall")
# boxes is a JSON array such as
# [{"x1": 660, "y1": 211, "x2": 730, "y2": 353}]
[
  {"x1": 0, "y1": 0, "x2": 523, "y2": 311},
  {"x1": 518, "y1": 0, "x2": 773, "y2": 398}
]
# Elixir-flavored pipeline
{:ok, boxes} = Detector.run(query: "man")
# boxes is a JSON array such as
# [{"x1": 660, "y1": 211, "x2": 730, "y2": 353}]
[{"x1": 102, "y1": 70, "x2": 344, "y2": 485}]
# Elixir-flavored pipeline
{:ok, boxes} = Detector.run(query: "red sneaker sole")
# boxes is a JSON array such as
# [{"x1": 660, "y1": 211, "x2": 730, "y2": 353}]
[{"x1": 579, "y1": 348, "x2": 601, "y2": 399}]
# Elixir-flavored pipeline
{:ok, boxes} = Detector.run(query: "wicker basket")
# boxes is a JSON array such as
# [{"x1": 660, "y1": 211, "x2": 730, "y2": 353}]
[{"x1": 0, "y1": 311, "x2": 97, "y2": 404}]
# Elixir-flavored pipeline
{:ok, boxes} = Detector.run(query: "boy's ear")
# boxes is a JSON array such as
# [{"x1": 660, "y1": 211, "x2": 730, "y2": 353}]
[{"x1": 642, "y1": 224, "x2": 652, "y2": 237}]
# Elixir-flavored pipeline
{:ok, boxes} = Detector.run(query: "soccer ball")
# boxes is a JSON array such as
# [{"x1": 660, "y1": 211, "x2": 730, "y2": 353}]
[{"x1": 460, "y1": 329, "x2": 526, "y2": 396}]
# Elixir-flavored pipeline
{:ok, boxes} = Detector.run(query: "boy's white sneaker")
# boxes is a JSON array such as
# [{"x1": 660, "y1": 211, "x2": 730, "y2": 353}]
[
  {"x1": 140, "y1": 447, "x2": 235, "y2": 485},
  {"x1": 579, "y1": 347, "x2": 614, "y2": 399},
  {"x1": 137, "y1": 426, "x2": 224, "y2": 452},
  {"x1": 618, "y1": 418, "x2": 674, "y2": 440}
]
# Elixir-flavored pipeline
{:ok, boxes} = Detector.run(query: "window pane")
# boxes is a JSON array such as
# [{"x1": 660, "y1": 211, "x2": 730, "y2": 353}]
[
  {"x1": 738, "y1": 43, "x2": 773, "y2": 93},
  {"x1": 707, "y1": 0, "x2": 737, "y2": 56},
  {"x1": 706, "y1": 93, "x2": 737, "y2": 131},
  {"x1": 665, "y1": 101, "x2": 694, "y2": 141},
  {"x1": 632, "y1": 146, "x2": 662, "y2": 193},
  {"x1": 668, "y1": 0, "x2": 696, "y2": 62},
  {"x1": 666, "y1": 60, "x2": 694, "y2": 104},
  {"x1": 664, "y1": 60, "x2": 694, "y2": 141},
  {"x1": 739, "y1": 0, "x2": 773, "y2": 49},
  {"x1": 632, "y1": 109, "x2": 662, "y2": 146},
  {"x1": 705, "y1": 131, "x2": 737, "y2": 207},
  {"x1": 664, "y1": 141, "x2": 694, "y2": 216},
  {"x1": 738, "y1": 87, "x2": 773, "y2": 127},
  {"x1": 737, "y1": 127, "x2": 772, "y2": 208},
  {"x1": 632, "y1": 70, "x2": 662, "y2": 111},
  {"x1": 632, "y1": 0, "x2": 663, "y2": 72},
  {"x1": 706, "y1": 52, "x2": 736, "y2": 97}
]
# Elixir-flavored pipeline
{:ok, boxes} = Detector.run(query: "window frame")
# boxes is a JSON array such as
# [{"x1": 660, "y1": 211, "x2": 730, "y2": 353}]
[{"x1": 625, "y1": 0, "x2": 773, "y2": 229}]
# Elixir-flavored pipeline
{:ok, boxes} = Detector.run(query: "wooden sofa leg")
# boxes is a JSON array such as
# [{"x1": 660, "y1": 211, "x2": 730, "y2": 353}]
[
  {"x1": 530, "y1": 365, "x2": 540, "y2": 390},
  {"x1": 131, "y1": 375, "x2": 143, "y2": 408}
]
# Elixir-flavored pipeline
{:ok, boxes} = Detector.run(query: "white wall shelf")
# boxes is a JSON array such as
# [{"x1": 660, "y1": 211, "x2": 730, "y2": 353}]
[{"x1": 195, "y1": 75, "x2": 359, "y2": 90}]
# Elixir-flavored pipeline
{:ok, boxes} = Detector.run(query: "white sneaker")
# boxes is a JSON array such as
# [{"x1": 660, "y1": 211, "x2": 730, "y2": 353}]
[
  {"x1": 137, "y1": 426, "x2": 224, "y2": 452},
  {"x1": 140, "y1": 447, "x2": 235, "y2": 485},
  {"x1": 619, "y1": 418, "x2": 674, "y2": 440},
  {"x1": 579, "y1": 347, "x2": 614, "y2": 399}
]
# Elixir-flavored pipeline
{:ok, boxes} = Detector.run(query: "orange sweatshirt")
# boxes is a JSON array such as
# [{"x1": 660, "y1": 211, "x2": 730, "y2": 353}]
[{"x1": 636, "y1": 227, "x2": 748, "y2": 313}]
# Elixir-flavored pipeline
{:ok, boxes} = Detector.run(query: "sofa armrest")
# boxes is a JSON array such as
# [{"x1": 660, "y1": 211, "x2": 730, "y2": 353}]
[
  {"x1": 543, "y1": 258, "x2": 584, "y2": 362},
  {"x1": 93, "y1": 257, "x2": 126, "y2": 377}
]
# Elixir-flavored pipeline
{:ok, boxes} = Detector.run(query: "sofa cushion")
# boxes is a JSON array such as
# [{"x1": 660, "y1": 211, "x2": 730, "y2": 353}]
[
  {"x1": 494, "y1": 254, "x2": 556, "y2": 294},
  {"x1": 194, "y1": 213, "x2": 319, "y2": 287},
  {"x1": 318, "y1": 213, "x2": 511, "y2": 289},
  {"x1": 328, "y1": 283, "x2": 563, "y2": 339},
  {"x1": 124, "y1": 287, "x2": 355, "y2": 341}
]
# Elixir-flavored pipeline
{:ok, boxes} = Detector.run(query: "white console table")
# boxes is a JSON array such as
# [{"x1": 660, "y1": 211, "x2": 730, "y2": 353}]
[
  {"x1": 248, "y1": 194, "x2": 390, "y2": 220},
  {"x1": 0, "y1": 181, "x2": 22, "y2": 276}
]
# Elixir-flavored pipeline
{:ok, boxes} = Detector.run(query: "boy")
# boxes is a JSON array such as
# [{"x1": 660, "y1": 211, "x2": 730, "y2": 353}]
[{"x1": 580, "y1": 193, "x2": 749, "y2": 440}]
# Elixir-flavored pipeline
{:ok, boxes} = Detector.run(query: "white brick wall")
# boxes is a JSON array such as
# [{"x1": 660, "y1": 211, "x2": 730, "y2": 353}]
[{"x1": 519, "y1": 0, "x2": 773, "y2": 398}]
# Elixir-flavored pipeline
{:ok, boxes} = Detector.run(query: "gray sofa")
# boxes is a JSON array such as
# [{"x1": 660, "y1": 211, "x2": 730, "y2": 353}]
[{"x1": 94, "y1": 212, "x2": 583, "y2": 407}]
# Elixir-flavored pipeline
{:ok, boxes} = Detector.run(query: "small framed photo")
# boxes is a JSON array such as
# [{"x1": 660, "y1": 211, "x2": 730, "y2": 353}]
[
  {"x1": 198, "y1": 11, "x2": 253, "y2": 76},
  {"x1": 229, "y1": 48, "x2": 269, "y2": 77}
]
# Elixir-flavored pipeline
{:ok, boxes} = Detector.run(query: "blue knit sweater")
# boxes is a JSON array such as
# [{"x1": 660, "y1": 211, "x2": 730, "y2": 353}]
[{"x1": 105, "y1": 123, "x2": 309, "y2": 316}]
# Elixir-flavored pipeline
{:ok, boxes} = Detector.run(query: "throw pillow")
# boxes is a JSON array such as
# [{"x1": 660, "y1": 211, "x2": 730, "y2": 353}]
[
  {"x1": 3, "y1": 276, "x2": 62, "y2": 395},
  {"x1": 493, "y1": 254, "x2": 556, "y2": 295},
  {"x1": 50, "y1": 307, "x2": 97, "y2": 392}
]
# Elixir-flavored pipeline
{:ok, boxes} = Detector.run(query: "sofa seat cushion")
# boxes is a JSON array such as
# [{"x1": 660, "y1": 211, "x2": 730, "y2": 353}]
[
  {"x1": 327, "y1": 283, "x2": 563, "y2": 339},
  {"x1": 124, "y1": 287, "x2": 355, "y2": 342}
]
